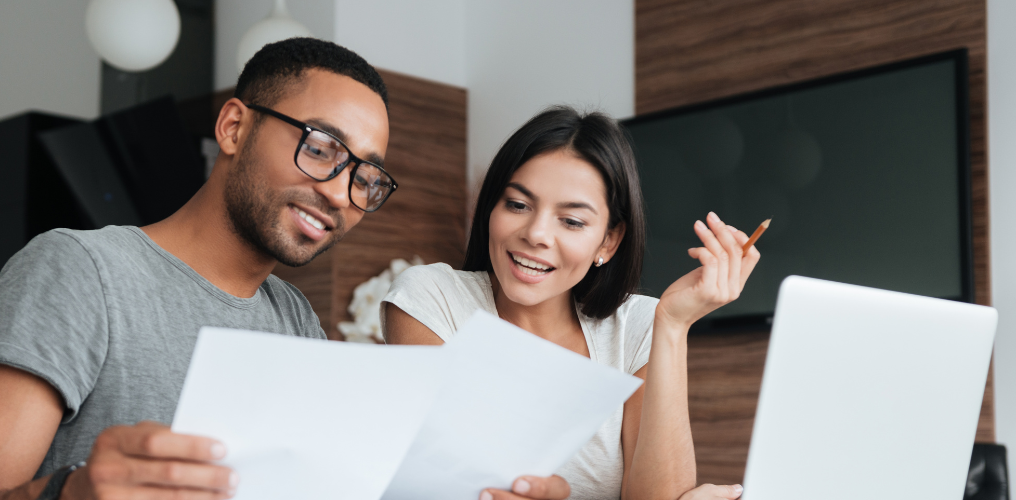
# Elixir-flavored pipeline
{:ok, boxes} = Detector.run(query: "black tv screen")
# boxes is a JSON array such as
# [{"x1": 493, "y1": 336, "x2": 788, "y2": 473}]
[{"x1": 623, "y1": 50, "x2": 972, "y2": 332}]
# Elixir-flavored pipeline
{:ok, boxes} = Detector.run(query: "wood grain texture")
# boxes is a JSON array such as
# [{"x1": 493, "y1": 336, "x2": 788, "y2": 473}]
[
  {"x1": 636, "y1": 0, "x2": 990, "y2": 485},
  {"x1": 273, "y1": 69, "x2": 467, "y2": 340}
]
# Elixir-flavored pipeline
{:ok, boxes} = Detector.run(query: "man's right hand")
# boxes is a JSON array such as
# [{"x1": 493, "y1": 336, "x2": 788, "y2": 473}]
[{"x1": 63, "y1": 421, "x2": 236, "y2": 500}]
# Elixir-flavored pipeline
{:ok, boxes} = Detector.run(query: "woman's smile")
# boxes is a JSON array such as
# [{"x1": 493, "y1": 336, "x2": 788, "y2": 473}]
[{"x1": 507, "y1": 251, "x2": 556, "y2": 283}]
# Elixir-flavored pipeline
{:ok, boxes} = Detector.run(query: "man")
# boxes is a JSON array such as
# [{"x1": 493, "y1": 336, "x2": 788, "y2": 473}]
[{"x1": 0, "y1": 38, "x2": 568, "y2": 500}]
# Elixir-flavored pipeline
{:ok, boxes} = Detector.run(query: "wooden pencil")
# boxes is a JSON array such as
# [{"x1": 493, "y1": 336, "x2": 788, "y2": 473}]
[{"x1": 742, "y1": 218, "x2": 771, "y2": 252}]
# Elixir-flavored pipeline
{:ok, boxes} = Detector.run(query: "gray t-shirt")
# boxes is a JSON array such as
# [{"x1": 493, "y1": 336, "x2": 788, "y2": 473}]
[{"x1": 0, "y1": 226, "x2": 327, "y2": 478}]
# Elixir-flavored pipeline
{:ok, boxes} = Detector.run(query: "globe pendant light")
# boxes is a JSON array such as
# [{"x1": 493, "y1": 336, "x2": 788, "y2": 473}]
[
  {"x1": 85, "y1": 0, "x2": 181, "y2": 72},
  {"x1": 237, "y1": 0, "x2": 312, "y2": 73}
]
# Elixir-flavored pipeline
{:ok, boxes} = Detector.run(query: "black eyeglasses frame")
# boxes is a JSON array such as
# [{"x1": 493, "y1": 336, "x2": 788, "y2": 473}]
[{"x1": 245, "y1": 103, "x2": 398, "y2": 212}]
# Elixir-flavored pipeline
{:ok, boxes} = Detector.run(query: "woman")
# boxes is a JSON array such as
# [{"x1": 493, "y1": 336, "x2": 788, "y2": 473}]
[{"x1": 382, "y1": 106, "x2": 759, "y2": 500}]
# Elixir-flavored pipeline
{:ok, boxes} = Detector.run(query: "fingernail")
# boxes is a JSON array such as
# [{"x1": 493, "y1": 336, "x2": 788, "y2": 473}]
[
  {"x1": 210, "y1": 442, "x2": 227, "y2": 459},
  {"x1": 695, "y1": 220, "x2": 705, "y2": 229},
  {"x1": 734, "y1": 484, "x2": 744, "y2": 495},
  {"x1": 480, "y1": 491, "x2": 493, "y2": 500},
  {"x1": 727, "y1": 225, "x2": 738, "y2": 233},
  {"x1": 513, "y1": 479, "x2": 531, "y2": 494},
  {"x1": 708, "y1": 211, "x2": 718, "y2": 221},
  {"x1": 229, "y1": 471, "x2": 240, "y2": 488}
]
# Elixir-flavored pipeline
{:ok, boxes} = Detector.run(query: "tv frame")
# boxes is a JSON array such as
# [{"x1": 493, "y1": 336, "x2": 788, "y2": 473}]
[{"x1": 622, "y1": 48, "x2": 974, "y2": 332}]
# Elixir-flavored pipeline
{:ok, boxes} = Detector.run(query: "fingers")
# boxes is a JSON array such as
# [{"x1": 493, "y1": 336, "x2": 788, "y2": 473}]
[
  {"x1": 694, "y1": 217, "x2": 729, "y2": 300},
  {"x1": 706, "y1": 212, "x2": 743, "y2": 300},
  {"x1": 128, "y1": 459, "x2": 236, "y2": 491},
  {"x1": 513, "y1": 475, "x2": 571, "y2": 499},
  {"x1": 87, "y1": 456, "x2": 236, "y2": 493},
  {"x1": 109, "y1": 422, "x2": 227, "y2": 462},
  {"x1": 92, "y1": 484, "x2": 234, "y2": 500},
  {"x1": 87, "y1": 422, "x2": 237, "y2": 498},
  {"x1": 687, "y1": 246, "x2": 718, "y2": 293},
  {"x1": 706, "y1": 483, "x2": 743, "y2": 499},
  {"x1": 680, "y1": 483, "x2": 743, "y2": 500},
  {"x1": 727, "y1": 225, "x2": 761, "y2": 287},
  {"x1": 481, "y1": 475, "x2": 570, "y2": 500}
]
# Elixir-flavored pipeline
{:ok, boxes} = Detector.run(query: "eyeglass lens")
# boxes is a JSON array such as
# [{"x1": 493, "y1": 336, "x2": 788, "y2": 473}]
[{"x1": 298, "y1": 130, "x2": 394, "y2": 211}]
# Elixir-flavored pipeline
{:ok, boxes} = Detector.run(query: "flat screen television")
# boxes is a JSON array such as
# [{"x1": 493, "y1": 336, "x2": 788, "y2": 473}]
[{"x1": 622, "y1": 49, "x2": 972, "y2": 332}]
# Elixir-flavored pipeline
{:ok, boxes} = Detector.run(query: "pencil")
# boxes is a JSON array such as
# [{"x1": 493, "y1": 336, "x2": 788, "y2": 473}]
[{"x1": 741, "y1": 218, "x2": 771, "y2": 252}]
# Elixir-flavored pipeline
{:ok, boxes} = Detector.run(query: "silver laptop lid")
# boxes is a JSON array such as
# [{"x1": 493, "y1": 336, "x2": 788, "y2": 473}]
[{"x1": 742, "y1": 276, "x2": 997, "y2": 500}]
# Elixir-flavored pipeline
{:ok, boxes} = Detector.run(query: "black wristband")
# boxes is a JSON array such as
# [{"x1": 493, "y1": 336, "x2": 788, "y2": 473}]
[{"x1": 37, "y1": 462, "x2": 85, "y2": 500}]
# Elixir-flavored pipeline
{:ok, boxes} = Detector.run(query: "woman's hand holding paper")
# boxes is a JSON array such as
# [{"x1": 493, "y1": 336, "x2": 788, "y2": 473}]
[
  {"x1": 480, "y1": 475, "x2": 570, "y2": 500},
  {"x1": 678, "y1": 483, "x2": 743, "y2": 500}
]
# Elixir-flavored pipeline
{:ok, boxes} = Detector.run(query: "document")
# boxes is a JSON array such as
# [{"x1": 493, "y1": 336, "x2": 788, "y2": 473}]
[
  {"x1": 173, "y1": 311, "x2": 643, "y2": 500},
  {"x1": 381, "y1": 311, "x2": 643, "y2": 499},
  {"x1": 172, "y1": 328, "x2": 448, "y2": 500}
]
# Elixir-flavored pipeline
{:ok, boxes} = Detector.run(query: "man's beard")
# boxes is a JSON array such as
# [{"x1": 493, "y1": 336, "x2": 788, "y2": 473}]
[{"x1": 224, "y1": 138, "x2": 346, "y2": 267}]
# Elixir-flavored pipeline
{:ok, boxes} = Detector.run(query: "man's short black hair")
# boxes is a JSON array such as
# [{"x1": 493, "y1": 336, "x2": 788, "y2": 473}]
[{"x1": 234, "y1": 37, "x2": 388, "y2": 110}]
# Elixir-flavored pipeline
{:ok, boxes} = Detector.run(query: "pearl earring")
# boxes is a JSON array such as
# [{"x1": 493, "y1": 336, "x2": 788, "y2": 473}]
[{"x1": 596, "y1": 257, "x2": 604, "y2": 267}]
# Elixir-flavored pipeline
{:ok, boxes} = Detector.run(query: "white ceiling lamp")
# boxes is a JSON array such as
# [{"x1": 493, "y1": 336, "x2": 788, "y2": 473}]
[
  {"x1": 237, "y1": 0, "x2": 312, "y2": 74},
  {"x1": 85, "y1": 0, "x2": 181, "y2": 72}
]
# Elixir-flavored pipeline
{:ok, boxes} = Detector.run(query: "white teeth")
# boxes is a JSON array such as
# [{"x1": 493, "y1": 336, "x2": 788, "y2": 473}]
[
  {"x1": 511, "y1": 254, "x2": 551, "y2": 274},
  {"x1": 297, "y1": 209, "x2": 326, "y2": 231}
]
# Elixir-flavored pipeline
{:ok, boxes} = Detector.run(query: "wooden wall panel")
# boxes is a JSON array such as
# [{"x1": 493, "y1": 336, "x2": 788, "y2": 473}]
[
  {"x1": 274, "y1": 69, "x2": 467, "y2": 339},
  {"x1": 636, "y1": 0, "x2": 990, "y2": 486}
]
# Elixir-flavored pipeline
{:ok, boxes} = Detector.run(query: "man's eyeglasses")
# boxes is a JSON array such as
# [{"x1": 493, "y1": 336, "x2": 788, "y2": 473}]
[{"x1": 245, "y1": 103, "x2": 398, "y2": 212}]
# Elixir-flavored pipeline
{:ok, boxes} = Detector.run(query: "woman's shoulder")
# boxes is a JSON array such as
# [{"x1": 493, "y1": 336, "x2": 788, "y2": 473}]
[
  {"x1": 391, "y1": 262, "x2": 488, "y2": 291},
  {"x1": 580, "y1": 294, "x2": 658, "y2": 375},
  {"x1": 614, "y1": 293, "x2": 660, "y2": 321},
  {"x1": 384, "y1": 263, "x2": 492, "y2": 342},
  {"x1": 386, "y1": 263, "x2": 493, "y2": 312}
]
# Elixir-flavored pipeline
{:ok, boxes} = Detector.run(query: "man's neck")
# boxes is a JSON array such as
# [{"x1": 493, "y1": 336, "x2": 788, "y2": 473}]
[{"x1": 141, "y1": 183, "x2": 276, "y2": 299}]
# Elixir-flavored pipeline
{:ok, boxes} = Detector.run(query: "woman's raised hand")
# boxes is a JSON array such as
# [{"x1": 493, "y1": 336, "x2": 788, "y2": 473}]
[{"x1": 656, "y1": 211, "x2": 761, "y2": 329}]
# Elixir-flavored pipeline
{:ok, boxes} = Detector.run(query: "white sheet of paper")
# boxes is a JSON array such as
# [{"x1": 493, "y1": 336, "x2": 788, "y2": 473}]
[
  {"x1": 172, "y1": 328, "x2": 447, "y2": 500},
  {"x1": 382, "y1": 311, "x2": 644, "y2": 500}
]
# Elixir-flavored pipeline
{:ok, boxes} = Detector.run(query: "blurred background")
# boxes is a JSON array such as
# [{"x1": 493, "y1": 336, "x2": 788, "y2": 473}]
[{"x1": 1, "y1": 0, "x2": 1015, "y2": 490}]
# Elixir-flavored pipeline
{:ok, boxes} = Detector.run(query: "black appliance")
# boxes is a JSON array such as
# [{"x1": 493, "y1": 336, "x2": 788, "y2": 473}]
[
  {"x1": 0, "y1": 97, "x2": 205, "y2": 269},
  {"x1": 0, "y1": 112, "x2": 89, "y2": 267},
  {"x1": 623, "y1": 49, "x2": 972, "y2": 332}
]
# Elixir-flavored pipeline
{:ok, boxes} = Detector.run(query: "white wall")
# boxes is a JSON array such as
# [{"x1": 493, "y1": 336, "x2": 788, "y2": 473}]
[
  {"x1": 333, "y1": 0, "x2": 466, "y2": 88},
  {"x1": 213, "y1": 0, "x2": 634, "y2": 200},
  {"x1": 0, "y1": 1, "x2": 101, "y2": 120},
  {"x1": 988, "y1": 0, "x2": 1016, "y2": 469},
  {"x1": 215, "y1": 0, "x2": 336, "y2": 90},
  {"x1": 464, "y1": 1, "x2": 635, "y2": 193}
]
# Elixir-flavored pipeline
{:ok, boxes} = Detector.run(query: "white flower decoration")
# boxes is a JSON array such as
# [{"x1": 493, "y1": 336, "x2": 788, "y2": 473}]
[{"x1": 338, "y1": 256, "x2": 424, "y2": 343}]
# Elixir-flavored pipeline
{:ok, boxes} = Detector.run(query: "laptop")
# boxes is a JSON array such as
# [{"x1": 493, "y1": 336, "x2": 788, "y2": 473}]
[{"x1": 742, "y1": 276, "x2": 997, "y2": 500}]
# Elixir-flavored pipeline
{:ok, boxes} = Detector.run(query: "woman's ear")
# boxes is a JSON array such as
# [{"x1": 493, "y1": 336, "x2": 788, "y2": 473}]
[
  {"x1": 215, "y1": 98, "x2": 248, "y2": 156},
  {"x1": 598, "y1": 222, "x2": 626, "y2": 264}
]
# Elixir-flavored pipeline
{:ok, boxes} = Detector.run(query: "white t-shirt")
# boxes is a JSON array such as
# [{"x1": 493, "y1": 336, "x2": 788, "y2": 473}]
[{"x1": 382, "y1": 263, "x2": 658, "y2": 500}]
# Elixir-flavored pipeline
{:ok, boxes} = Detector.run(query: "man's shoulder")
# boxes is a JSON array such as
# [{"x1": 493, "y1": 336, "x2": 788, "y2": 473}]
[
  {"x1": 2, "y1": 227, "x2": 125, "y2": 276},
  {"x1": 263, "y1": 274, "x2": 310, "y2": 302},
  {"x1": 54, "y1": 225, "x2": 144, "y2": 251},
  {"x1": 262, "y1": 274, "x2": 326, "y2": 339},
  {"x1": 15, "y1": 226, "x2": 141, "y2": 262}
]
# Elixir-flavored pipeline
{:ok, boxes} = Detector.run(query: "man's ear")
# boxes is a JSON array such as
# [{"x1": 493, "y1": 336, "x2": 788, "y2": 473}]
[
  {"x1": 215, "y1": 98, "x2": 248, "y2": 156},
  {"x1": 598, "y1": 222, "x2": 626, "y2": 264}
]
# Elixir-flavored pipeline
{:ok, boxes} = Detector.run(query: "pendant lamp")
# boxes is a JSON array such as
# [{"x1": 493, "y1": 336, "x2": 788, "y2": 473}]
[
  {"x1": 237, "y1": 0, "x2": 312, "y2": 73},
  {"x1": 85, "y1": 0, "x2": 181, "y2": 72}
]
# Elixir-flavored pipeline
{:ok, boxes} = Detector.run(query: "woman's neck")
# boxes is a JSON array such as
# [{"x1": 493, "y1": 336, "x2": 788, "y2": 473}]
[{"x1": 488, "y1": 272, "x2": 585, "y2": 349}]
